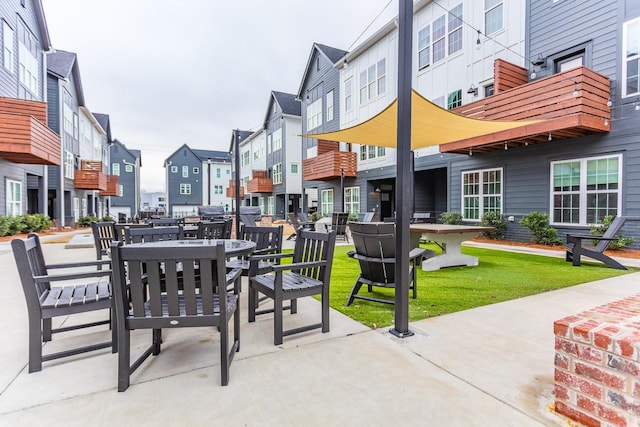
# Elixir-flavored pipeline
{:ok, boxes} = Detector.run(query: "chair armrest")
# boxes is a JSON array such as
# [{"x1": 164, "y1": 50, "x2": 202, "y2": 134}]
[
  {"x1": 270, "y1": 260, "x2": 327, "y2": 272},
  {"x1": 225, "y1": 267, "x2": 243, "y2": 292},
  {"x1": 33, "y1": 270, "x2": 112, "y2": 283},
  {"x1": 567, "y1": 234, "x2": 617, "y2": 241},
  {"x1": 253, "y1": 247, "x2": 280, "y2": 256},
  {"x1": 249, "y1": 252, "x2": 293, "y2": 262},
  {"x1": 409, "y1": 248, "x2": 427, "y2": 260},
  {"x1": 46, "y1": 259, "x2": 111, "y2": 269},
  {"x1": 348, "y1": 252, "x2": 396, "y2": 264}
]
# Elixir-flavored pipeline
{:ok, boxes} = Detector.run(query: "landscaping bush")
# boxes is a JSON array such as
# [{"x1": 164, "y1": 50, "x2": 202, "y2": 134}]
[
  {"x1": 480, "y1": 211, "x2": 506, "y2": 239},
  {"x1": 589, "y1": 215, "x2": 636, "y2": 250},
  {"x1": 102, "y1": 215, "x2": 114, "y2": 222},
  {"x1": 440, "y1": 211, "x2": 462, "y2": 225},
  {"x1": 78, "y1": 216, "x2": 99, "y2": 227},
  {"x1": 519, "y1": 211, "x2": 564, "y2": 245},
  {"x1": 0, "y1": 214, "x2": 52, "y2": 236}
]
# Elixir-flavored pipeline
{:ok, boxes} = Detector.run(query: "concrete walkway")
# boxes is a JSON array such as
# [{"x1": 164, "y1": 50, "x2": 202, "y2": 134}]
[{"x1": 0, "y1": 231, "x2": 638, "y2": 426}]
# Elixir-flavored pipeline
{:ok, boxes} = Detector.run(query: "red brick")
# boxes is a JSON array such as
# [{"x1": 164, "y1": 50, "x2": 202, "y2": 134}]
[
  {"x1": 574, "y1": 319, "x2": 602, "y2": 343},
  {"x1": 575, "y1": 362, "x2": 625, "y2": 391},
  {"x1": 555, "y1": 352, "x2": 570, "y2": 369},
  {"x1": 633, "y1": 381, "x2": 640, "y2": 398},
  {"x1": 616, "y1": 333, "x2": 640, "y2": 359},
  {"x1": 596, "y1": 403, "x2": 627, "y2": 427},
  {"x1": 577, "y1": 394, "x2": 597, "y2": 413},
  {"x1": 607, "y1": 391, "x2": 640, "y2": 416},
  {"x1": 555, "y1": 384, "x2": 570, "y2": 401},
  {"x1": 594, "y1": 326, "x2": 621, "y2": 351},
  {"x1": 556, "y1": 368, "x2": 603, "y2": 399},
  {"x1": 578, "y1": 344, "x2": 604, "y2": 363},
  {"x1": 555, "y1": 401, "x2": 601, "y2": 427},
  {"x1": 555, "y1": 316, "x2": 581, "y2": 337},
  {"x1": 556, "y1": 337, "x2": 579, "y2": 356},
  {"x1": 606, "y1": 354, "x2": 640, "y2": 376}
]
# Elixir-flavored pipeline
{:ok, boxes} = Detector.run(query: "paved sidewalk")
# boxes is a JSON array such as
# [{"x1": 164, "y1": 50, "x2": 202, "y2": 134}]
[{"x1": 0, "y1": 231, "x2": 638, "y2": 426}]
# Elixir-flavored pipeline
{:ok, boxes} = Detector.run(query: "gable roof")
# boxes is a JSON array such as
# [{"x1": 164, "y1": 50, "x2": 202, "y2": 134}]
[
  {"x1": 297, "y1": 42, "x2": 347, "y2": 98},
  {"x1": 228, "y1": 130, "x2": 253, "y2": 153},
  {"x1": 47, "y1": 50, "x2": 85, "y2": 106},
  {"x1": 192, "y1": 149, "x2": 231, "y2": 163},
  {"x1": 93, "y1": 113, "x2": 112, "y2": 142},
  {"x1": 111, "y1": 139, "x2": 142, "y2": 166},
  {"x1": 263, "y1": 91, "x2": 301, "y2": 127},
  {"x1": 32, "y1": 0, "x2": 52, "y2": 50}
]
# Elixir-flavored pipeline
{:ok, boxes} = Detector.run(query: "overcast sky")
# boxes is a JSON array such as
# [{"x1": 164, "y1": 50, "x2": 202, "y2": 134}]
[{"x1": 42, "y1": 0, "x2": 394, "y2": 192}]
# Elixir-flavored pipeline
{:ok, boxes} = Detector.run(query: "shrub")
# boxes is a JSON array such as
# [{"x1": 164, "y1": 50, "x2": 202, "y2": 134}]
[
  {"x1": 519, "y1": 211, "x2": 564, "y2": 245},
  {"x1": 21, "y1": 213, "x2": 52, "y2": 232},
  {"x1": 102, "y1": 215, "x2": 114, "y2": 222},
  {"x1": 309, "y1": 211, "x2": 320, "y2": 222},
  {"x1": 78, "y1": 216, "x2": 99, "y2": 227},
  {"x1": 589, "y1": 215, "x2": 636, "y2": 250},
  {"x1": 440, "y1": 211, "x2": 462, "y2": 225},
  {"x1": 480, "y1": 211, "x2": 506, "y2": 239},
  {"x1": 347, "y1": 212, "x2": 359, "y2": 222}
]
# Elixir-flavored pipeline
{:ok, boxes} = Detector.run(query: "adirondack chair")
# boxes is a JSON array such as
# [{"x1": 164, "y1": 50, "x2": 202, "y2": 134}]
[
  {"x1": 248, "y1": 229, "x2": 337, "y2": 345},
  {"x1": 329, "y1": 212, "x2": 349, "y2": 242},
  {"x1": 346, "y1": 222, "x2": 427, "y2": 306},
  {"x1": 110, "y1": 240, "x2": 242, "y2": 390},
  {"x1": 11, "y1": 233, "x2": 116, "y2": 372},
  {"x1": 565, "y1": 216, "x2": 628, "y2": 270}
]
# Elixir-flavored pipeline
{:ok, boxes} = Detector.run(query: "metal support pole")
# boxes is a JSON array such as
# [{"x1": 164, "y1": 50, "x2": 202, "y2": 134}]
[
  {"x1": 340, "y1": 168, "x2": 345, "y2": 213},
  {"x1": 234, "y1": 129, "x2": 241, "y2": 238},
  {"x1": 390, "y1": 0, "x2": 414, "y2": 338}
]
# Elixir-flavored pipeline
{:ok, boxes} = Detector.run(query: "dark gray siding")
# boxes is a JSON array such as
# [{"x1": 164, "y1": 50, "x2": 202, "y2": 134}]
[
  {"x1": 166, "y1": 147, "x2": 203, "y2": 214},
  {"x1": 110, "y1": 141, "x2": 138, "y2": 213}
]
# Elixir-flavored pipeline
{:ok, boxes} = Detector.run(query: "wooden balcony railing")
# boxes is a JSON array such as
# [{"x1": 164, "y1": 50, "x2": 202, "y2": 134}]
[
  {"x1": 100, "y1": 175, "x2": 119, "y2": 196},
  {"x1": 0, "y1": 98, "x2": 61, "y2": 165},
  {"x1": 226, "y1": 180, "x2": 244, "y2": 198},
  {"x1": 303, "y1": 150, "x2": 357, "y2": 181},
  {"x1": 75, "y1": 160, "x2": 107, "y2": 191},
  {"x1": 246, "y1": 174, "x2": 273, "y2": 193},
  {"x1": 440, "y1": 66, "x2": 610, "y2": 154}
]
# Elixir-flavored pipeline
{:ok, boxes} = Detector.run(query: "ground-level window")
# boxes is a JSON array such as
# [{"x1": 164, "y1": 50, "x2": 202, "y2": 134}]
[
  {"x1": 267, "y1": 196, "x2": 275, "y2": 215},
  {"x1": 179, "y1": 183, "x2": 191, "y2": 195},
  {"x1": 344, "y1": 186, "x2": 360, "y2": 215},
  {"x1": 321, "y1": 189, "x2": 334, "y2": 216},
  {"x1": 551, "y1": 154, "x2": 621, "y2": 225},
  {"x1": 6, "y1": 179, "x2": 21, "y2": 216},
  {"x1": 462, "y1": 168, "x2": 502, "y2": 220}
]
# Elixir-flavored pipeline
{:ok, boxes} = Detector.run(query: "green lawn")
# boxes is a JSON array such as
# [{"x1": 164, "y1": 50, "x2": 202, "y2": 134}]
[{"x1": 326, "y1": 243, "x2": 636, "y2": 329}]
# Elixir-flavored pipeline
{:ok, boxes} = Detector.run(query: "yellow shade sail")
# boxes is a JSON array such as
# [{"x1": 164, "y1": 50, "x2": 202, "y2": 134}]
[{"x1": 305, "y1": 90, "x2": 543, "y2": 150}]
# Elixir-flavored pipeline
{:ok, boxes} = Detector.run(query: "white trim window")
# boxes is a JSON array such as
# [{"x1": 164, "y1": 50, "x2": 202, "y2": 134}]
[
  {"x1": 112, "y1": 162, "x2": 120, "y2": 176},
  {"x1": 64, "y1": 151, "x2": 74, "y2": 179},
  {"x1": 273, "y1": 163, "x2": 282, "y2": 185},
  {"x1": 6, "y1": 179, "x2": 22, "y2": 216},
  {"x1": 267, "y1": 196, "x2": 275, "y2": 215},
  {"x1": 182, "y1": 166, "x2": 189, "y2": 178},
  {"x1": 307, "y1": 99, "x2": 322, "y2": 131},
  {"x1": 447, "y1": 89, "x2": 462, "y2": 110},
  {"x1": 344, "y1": 186, "x2": 360, "y2": 215},
  {"x1": 359, "y1": 145, "x2": 385, "y2": 161},
  {"x1": 484, "y1": 0, "x2": 503, "y2": 35},
  {"x1": 259, "y1": 197, "x2": 265, "y2": 214},
  {"x1": 623, "y1": 17, "x2": 640, "y2": 97},
  {"x1": 551, "y1": 155, "x2": 621, "y2": 225},
  {"x1": 118, "y1": 185, "x2": 124, "y2": 197},
  {"x1": 344, "y1": 78, "x2": 353, "y2": 112},
  {"x1": 272, "y1": 128, "x2": 283, "y2": 151},
  {"x1": 326, "y1": 90, "x2": 334, "y2": 122},
  {"x1": 18, "y1": 24, "x2": 38, "y2": 94},
  {"x1": 462, "y1": 168, "x2": 502, "y2": 220},
  {"x1": 359, "y1": 58, "x2": 386, "y2": 104},
  {"x1": 214, "y1": 185, "x2": 223, "y2": 194},
  {"x1": 290, "y1": 163, "x2": 299, "y2": 174},
  {"x1": 125, "y1": 164, "x2": 133, "y2": 173},
  {"x1": 447, "y1": 4, "x2": 463, "y2": 55},
  {"x1": 179, "y1": 183, "x2": 191, "y2": 195},
  {"x1": 432, "y1": 15, "x2": 446, "y2": 63},
  {"x1": 171, "y1": 165, "x2": 178, "y2": 173},
  {"x1": 242, "y1": 150, "x2": 250, "y2": 166},
  {"x1": 193, "y1": 167, "x2": 200, "y2": 174},
  {"x1": 321, "y1": 189, "x2": 334, "y2": 215},
  {"x1": 418, "y1": 25, "x2": 431, "y2": 70},
  {"x1": 3, "y1": 21, "x2": 14, "y2": 73}
]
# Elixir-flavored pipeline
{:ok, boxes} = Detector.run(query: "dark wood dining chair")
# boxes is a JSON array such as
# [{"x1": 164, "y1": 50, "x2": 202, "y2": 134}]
[
  {"x1": 197, "y1": 221, "x2": 228, "y2": 239},
  {"x1": 123, "y1": 225, "x2": 184, "y2": 244},
  {"x1": 110, "y1": 240, "x2": 242, "y2": 390},
  {"x1": 90, "y1": 221, "x2": 117, "y2": 267}
]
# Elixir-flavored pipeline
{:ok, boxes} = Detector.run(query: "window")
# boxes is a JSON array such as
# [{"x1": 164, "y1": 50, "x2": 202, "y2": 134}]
[
  {"x1": 326, "y1": 90, "x2": 334, "y2": 122},
  {"x1": 272, "y1": 128, "x2": 283, "y2": 151},
  {"x1": 344, "y1": 187, "x2": 360, "y2": 215},
  {"x1": 64, "y1": 151, "x2": 74, "y2": 179},
  {"x1": 447, "y1": 4, "x2": 463, "y2": 55},
  {"x1": 344, "y1": 78, "x2": 353, "y2": 111},
  {"x1": 551, "y1": 155, "x2": 621, "y2": 225},
  {"x1": 359, "y1": 58, "x2": 386, "y2": 104},
  {"x1": 118, "y1": 185, "x2": 123, "y2": 197},
  {"x1": 360, "y1": 145, "x2": 386, "y2": 161},
  {"x1": 462, "y1": 168, "x2": 502, "y2": 220},
  {"x1": 171, "y1": 165, "x2": 178, "y2": 173},
  {"x1": 125, "y1": 164, "x2": 133, "y2": 173},
  {"x1": 321, "y1": 189, "x2": 334, "y2": 215},
  {"x1": 3, "y1": 21, "x2": 14, "y2": 72},
  {"x1": 267, "y1": 134, "x2": 272, "y2": 153},
  {"x1": 18, "y1": 24, "x2": 38, "y2": 94},
  {"x1": 624, "y1": 18, "x2": 640, "y2": 97},
  {"x1": 242, "y1": 150, "x2": 250, "y2": 166},
  {"x1": 447, "y1": 90, "x2": 462, "y2": 109},
  {"x1": 267, "y1": 196, "x2": 275, "y2": 215},
  {"x1": 259, "y1": 197, "x2": 265, "y2": 214},
  {"x1": 193, "y1": 167, "x2": 199, "y2": 174},
  {"x1": 216, "y1": 168, "x2": 221, "y2": 178},
  {"x1": 290, "y1": 163, "x2": 299, "y2": 174},
  {"x1": 307, "y1": 99, "x2": 323, "y2": 131},
  {"x1": 112, "y1": 163, "x2": 120, "y2": 176},
  {"x1": 484, "y1": 84, "x2": 494, "y2": 97},
  {"x1": 555, "y1": 52, "x2": 584, "y2": 73},
  {"x1": 63, "y1": 103, "x2": 74, "y2": 137},
  {"x1": 6, "y1": 179, "x2": 21, "y2": 216},
  {"x1": 179, "y1": 183, "x2": 191, "y2": 195},
  {"x1": 214, "y1": 185, "x2": 223, "y2": 194},
  {"x1": 432, "y1": 15, "x2": 446, "y2": 63},
  {"x1": 418, "y1": 25, "x2": 431, "y2": 70},
  {"x1": 182, "y1": 166, "x2": 189, "y2": 177},
  {"x1": 485, "y1": 0, "x2": 503, "y2": 35},
  {"x1": 273, "y1": 163, "x2": 282, "y2": 184}
]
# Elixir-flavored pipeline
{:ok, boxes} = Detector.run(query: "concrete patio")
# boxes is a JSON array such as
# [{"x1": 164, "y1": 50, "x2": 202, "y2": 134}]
[{"x1": 0, "y1": 230, "x2": 638, "y2": 426}]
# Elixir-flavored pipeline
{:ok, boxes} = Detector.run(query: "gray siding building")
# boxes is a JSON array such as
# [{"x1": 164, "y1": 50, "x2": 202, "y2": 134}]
[{"x1": 109, "y1": 139, "x2": 141, "y2": 222}]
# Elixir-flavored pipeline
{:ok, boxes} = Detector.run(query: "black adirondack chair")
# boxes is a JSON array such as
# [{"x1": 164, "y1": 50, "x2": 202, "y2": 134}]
[
  {"x1": 11, "y1": 233, "x2": 116, "y2": 372},
  {"x1": 110, "y1": 240, "x2": 242, "y2": 391},
  {"x1": 346, "y1": 222, "x2": 426, "y2": 306},
  {"x1": 330, "y1": 212, "x2": 349, "y2": 242},
  {"x1": 566, "y1": 216, "x2": 628, "y2": 270},
  {"x1": 248, "y1": 230, "x2": 337, "y2": 345}
]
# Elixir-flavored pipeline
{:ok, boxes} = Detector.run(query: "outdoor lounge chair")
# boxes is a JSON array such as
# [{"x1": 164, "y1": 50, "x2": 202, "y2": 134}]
[
  {"x1": 565, "y1": 216, "x2": 628, "y2": 270},
  {"x1": 248, "y1": 229, "x2": 336, "y2": 345},
  {"x1": 11, "y1": 233, "x2": 116, "y2": 372},
  {"x1": 346, "y1": 222, "x2": 426, "y2": 306},
  {"x1": 329, "y1": 212, "x2": 349, "y2": 242},
  {"x1": 110, "y1": 240, "x2": 242, "y2": 390}
]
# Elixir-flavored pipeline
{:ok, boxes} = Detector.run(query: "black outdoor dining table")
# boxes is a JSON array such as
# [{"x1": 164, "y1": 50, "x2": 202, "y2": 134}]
[{"x1": 127, "y1": 238, "x2": 256, "y2": 257}]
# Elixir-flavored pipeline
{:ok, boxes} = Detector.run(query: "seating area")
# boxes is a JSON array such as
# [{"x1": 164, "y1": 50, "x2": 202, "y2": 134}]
[{"x1": 565, "y1": 216, "x2": 628, "y2": 270}]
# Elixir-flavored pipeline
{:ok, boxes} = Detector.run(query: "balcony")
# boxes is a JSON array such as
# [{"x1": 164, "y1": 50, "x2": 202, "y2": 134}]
[
  {"x1": 0, "y1": 97, "x2": 61, "y2": 165},
  {"x1": 100, "y1": 175, "x2": 119, "y2": 196},
  {"x1": 440, "y1": 65, "x2": 610, "y2": 154},
  {"x1": 247, "y1": 170, "x2": 273, "y2": 193},
  {"x1": 75, "y1": 160, "x2": 107, "y2": 191},
  {"x1": 226, "y1": 180, "x2": 244, "y2": 198},
  {"x1": 303, "y1": 143, "x2": 358, "y2": 181}
]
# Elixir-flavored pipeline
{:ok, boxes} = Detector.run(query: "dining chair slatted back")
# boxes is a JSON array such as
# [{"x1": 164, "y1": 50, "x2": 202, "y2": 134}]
[
  {"x1": 123, "y1": 225, "x2": 184, "y2": 244},
  {"x1": 197, "y1": 221, "x2": 228, "y2": 239},
  {"x1": 12, "y1": 233, "x2": 115, "y2": 372},
  {"x1": 110, "y1": 240, "x2": 242, "y2": 391},
  {"x1": 91, "y1": 221, "x2": 117, "y2": 264},
  {"x1": 227, "y1": 225, "x2": 283, "y2": 276},
  {"x1": 147, "y1": 218, "x2": 179, "y2": 227}
]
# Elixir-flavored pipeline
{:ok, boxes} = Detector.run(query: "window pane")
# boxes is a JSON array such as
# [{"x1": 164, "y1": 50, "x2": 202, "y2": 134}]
[{"x1": 485, "y1": 4, "x2": 503, "y2": 35}]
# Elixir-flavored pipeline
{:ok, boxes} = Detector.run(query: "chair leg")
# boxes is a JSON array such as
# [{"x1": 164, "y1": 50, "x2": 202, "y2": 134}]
[
  {"x1": 234, "y1": 297, "x2": 241, "y2": 353},
  {"x1": 290, "y1": 298, "x2": 297, "y2": 314},
  {"x1": 274, "y1": 295, "x2": 283, "y2": 345},
  {"x1": 321, "y1": 294, "x2": 330, "y2": 333},
  {"x1": 111, "y1": 306, "x2": 118, "y2": 353},
  {"x1": 248, "y1": 285, "x2": 257, "y2": 322},
  {"x1": 152, "y1": 329, "x2": 162, "y2": 355},
  {"x1": 28, "y1": 316, "x2": 43, "y2": 373},
  {"x1": 117, "y1": 328, "x2": 130, "y2": 392},
  {"x1": 346, "y1": 278, "x2": 364, "y2": 306},
  {"x1": 42, "y1": 318, "x2": 52, "y2": 342},
  {"x1": 219, "y1": 322, "x2": 229, "y2": 386}
]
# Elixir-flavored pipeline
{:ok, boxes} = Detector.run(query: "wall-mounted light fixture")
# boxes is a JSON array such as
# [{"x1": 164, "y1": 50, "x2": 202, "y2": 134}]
[
  {"x1": 374, "y1": 187, "x2": 381, "y2": 193},
  {"x1": 467, "y1": 84, "x2": 478, "y2": 96},
  {"x1": 531, "y1": 54, "x2": 546, "y2": 67}
]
